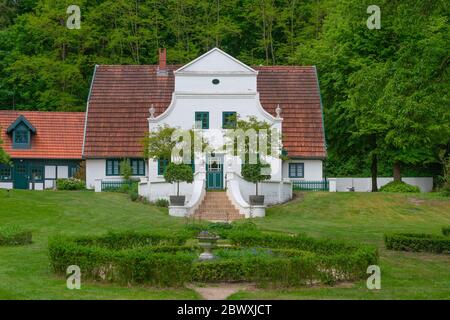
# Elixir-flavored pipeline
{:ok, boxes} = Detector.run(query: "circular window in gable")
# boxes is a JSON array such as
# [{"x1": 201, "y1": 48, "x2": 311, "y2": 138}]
[{"x1": 212, "y1": 79, "x2": 220, "y2": 85}]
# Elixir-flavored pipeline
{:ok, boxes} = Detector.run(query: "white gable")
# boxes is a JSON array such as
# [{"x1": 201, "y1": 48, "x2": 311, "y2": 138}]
[{"x1": 175, "y1": 48, "x2": 257, "y2": 74}]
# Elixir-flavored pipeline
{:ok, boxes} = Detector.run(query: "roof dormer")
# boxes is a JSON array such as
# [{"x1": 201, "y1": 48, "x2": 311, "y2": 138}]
[{"x1": 7, "y1": 115, "x2": 36, "y2": 149}]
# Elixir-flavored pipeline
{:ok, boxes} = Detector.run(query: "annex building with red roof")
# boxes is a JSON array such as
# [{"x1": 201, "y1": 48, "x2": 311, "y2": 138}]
[
  {"x1": 0, "y1": 111, "x2": 85, "y2": 190},
  {"x1": 83, "y1": 48, "x2": 326, "y2": 218}
]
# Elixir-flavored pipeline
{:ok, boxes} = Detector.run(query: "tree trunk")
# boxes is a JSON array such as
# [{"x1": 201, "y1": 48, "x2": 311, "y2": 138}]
[
  {"x1": 393, "y1": 161, "x2": 402, "y2": 182},
  {"x1": 371, "y1": 153, "x2": 378, "y2": 192},
  {"x1": 177, "y1": 181, "x2": 180, "y2": 196},
  {"x1": 256, "y1": 182, "x2": 258, "y2": 196}
]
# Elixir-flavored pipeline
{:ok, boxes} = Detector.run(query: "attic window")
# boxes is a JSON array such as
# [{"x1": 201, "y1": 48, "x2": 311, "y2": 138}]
[
  {"x1": 14, "y1": 124, "x2": 30, "y2": 146},
  {"x1": 212, "y1": 79, "x2": 220, "y2": 85},
  {"x1": 7, "y1": 116, "x2": 36, "y2": 150}
]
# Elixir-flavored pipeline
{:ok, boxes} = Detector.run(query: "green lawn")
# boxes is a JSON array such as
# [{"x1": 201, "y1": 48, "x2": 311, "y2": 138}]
[{"x1": 0, "y1": 189, "x2": 449, "y2": 300}]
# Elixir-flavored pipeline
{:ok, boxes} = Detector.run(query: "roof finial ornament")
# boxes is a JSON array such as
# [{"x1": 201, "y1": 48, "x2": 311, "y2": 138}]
[
  {"x1": 149, "y1": 104, "x2": 156, "y2": 119},
  {"x1": 275, "y1": 104, "x2": 282, "y2": 119}
]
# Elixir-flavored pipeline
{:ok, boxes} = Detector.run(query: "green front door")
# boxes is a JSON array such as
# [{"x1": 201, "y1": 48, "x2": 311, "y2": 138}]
[
  {"x1": 14, "y1": 162, "x2": 29, "y2": 189},
  {"x1": 206, "y1": 155, "x2": 223, "y2": 190}
]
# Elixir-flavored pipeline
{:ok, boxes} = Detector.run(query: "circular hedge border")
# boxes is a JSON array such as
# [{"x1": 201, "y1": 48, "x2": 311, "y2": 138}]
[{"x1": 48, "y1": 229, "x2": 378, "y2": 287}]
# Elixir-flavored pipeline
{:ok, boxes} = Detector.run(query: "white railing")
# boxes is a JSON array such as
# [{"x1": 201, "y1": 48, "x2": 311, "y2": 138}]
[{"x1": 185, "y1": 172, "x2": 207, "y2": 216}]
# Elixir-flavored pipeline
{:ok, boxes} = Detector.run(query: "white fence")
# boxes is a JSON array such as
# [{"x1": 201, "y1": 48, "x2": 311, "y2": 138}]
[{"x1": 328, "y1": 177, "x2": 433, "y2": 192}]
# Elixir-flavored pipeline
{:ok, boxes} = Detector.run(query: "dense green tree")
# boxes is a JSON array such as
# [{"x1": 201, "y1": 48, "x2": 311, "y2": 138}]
[
  {"x1": 299, "y1": 0, "x2": 449, "y2": 184},
  {"x1": 0, "y1": 130, "x2": 10, "y2": 164}
]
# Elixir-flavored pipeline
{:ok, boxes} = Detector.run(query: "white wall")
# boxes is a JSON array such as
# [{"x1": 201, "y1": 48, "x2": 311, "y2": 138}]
[
  {"x1": 29, "y1": 182, "x2": 44, "y2": 190},
  {"x1": 86, "y1": 159, "x2": 147, "y2": 190},
  {"x1": 147, "y1": 181, "x2": 194, "y2": 202},
  {"x1": 282, "y1": 160, "x2": 323, "y2": 181},
  {"x1": 86, "y1": 159, "x2": 105, "y2": 189},
  {"x1": 234, "y1": 174, "x2": 292, "y2": 205},
  {"x1": 330, "y1": 177, "x2": 433, "y2": 192},
  {"x1": 175, "y1": 75, "x2": 257, "y2": 94},
  {"x1": 0, "y1": 182, "x2": 13, "y2": 189},
  {"x1": 151, "y1": 95, "x2": 278, "y2": 134}
]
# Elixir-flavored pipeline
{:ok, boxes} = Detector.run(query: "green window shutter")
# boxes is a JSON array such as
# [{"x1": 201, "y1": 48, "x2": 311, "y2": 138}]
[
  {"x1": 222, "y1": 112, "x2": 237, "y2": 129},
  {"x1": 195, "y1": 112, "x2": 209, "y2": 129}
]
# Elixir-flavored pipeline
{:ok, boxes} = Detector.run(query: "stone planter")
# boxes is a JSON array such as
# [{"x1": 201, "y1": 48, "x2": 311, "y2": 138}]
[
  {"x1": 170, "y1": 195, "x2": 185, "y2": 206},
  {"x1": 249, "y1": 195, "x2": 264, "y2": 205}
]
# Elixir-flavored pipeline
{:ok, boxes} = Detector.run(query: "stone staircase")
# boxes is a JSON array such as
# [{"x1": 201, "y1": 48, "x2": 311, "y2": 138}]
[{"x1": 193, "y1": 192, "x2": 243, "y2": 221}]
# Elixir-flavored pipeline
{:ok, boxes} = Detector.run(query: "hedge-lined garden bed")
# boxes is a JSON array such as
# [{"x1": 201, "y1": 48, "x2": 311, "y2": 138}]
[
  {"x1": 0, "y1": 225, "x2": 32, "y2": 246},
  {"x1": 49, "y1": 229, "x2": 378, "y2": 287},
  {"x1": 384, "y1": 233, "x2": 450, "y2": 253}
]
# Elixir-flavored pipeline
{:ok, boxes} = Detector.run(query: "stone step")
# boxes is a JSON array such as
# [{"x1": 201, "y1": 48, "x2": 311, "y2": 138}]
[
  {"x1": 197, "y1": 205, "x2": 237, "y2": 209},
  {"x1": 193, "y1": 215, "x2": 243, "y2": 221},
  {"x1": 193, "y1": 191, "x2": 243, "y2": 221}
]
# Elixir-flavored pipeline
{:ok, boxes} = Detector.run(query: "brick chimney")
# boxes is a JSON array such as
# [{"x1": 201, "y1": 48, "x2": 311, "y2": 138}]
[{"x1": 157, "y1": 48, "x2": 168, "y2": 76}]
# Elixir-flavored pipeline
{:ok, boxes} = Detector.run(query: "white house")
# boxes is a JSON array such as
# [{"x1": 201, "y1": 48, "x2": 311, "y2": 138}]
[{"x1": 83, "y1": 48, "x2": 327, "y2": 219}]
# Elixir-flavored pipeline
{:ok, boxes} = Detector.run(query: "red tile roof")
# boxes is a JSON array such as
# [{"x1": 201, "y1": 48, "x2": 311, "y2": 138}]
[
  {"x1": 84, "y1": 65, "x2": 326, "y2": 159},
  {"x1": 0, "y1": 111, "x2": 85, "y2": 159}
]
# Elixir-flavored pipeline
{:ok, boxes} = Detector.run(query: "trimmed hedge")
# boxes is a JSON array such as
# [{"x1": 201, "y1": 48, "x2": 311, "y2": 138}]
[
  {"x1": 48, "y1": 230, "x2": 378, "y2": 287},
  {"x1": 0, "y1": 225, "x2": 32, "y2": 246},
  {"x1": 49, "y1": 238, "x2": 195, "y2": 286},
  {"x1": 442, "y1": 226, "x2": 450, "y2": 237},
  {"x1": 227, "y1": 231, "x2": 371, "y2": 255},
  {"x1": 384, "y1": 233, "x2": 450, "y2": 253},
  {"x1": 71, "y1": 230, "x2": 190, "y2": 249}
]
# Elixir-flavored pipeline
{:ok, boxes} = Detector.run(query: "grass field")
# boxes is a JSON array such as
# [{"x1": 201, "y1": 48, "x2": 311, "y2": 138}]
[{"x1": 0, "y1": 189, "x2": 448, "y2": 300}]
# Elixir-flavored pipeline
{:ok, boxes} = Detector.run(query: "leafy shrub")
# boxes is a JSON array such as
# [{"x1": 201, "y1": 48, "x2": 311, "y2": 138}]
[
  {"x1": 440, "y1": 186, "x2": 450, "y2": 197},
  {"x1": 442, "y1": 226, "x2": 450, "y2": 237},
  {"x1": 164, "y1": 163, "x2": 194, "y2": 196},
  {"x1": 56, "y1": 178, "x2": 85, "y2": 190},
  {"x1": 384, "y1": 233, "x2": 450, "y2": 253},
  {"x1": 241, "y1": 162, "x2": 271, "y2": 196},
  {"x1": 129, "y1": 190, "x2": 139, "y2": 201},
  {"x1": 120, "y1": 159, "x2": 133, "y2": 181},
  {"x1": 379, "y1": 181, "x2": 420, "y2": 193},
  {"x1": 0, "y1": 225, "x2": 32, "y2": 246},
  {"x1": 152, "y1": 199, "x2": 169, "y2": 207}
]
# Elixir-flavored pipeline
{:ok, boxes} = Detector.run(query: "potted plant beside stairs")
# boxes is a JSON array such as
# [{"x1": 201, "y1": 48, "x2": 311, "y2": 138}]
[
  {"x1": 241, "y1": 161, "x2": 271, "y2": 205},
  {"x1": 164, "y1": 162, "x2": 194, "y2": 206}
]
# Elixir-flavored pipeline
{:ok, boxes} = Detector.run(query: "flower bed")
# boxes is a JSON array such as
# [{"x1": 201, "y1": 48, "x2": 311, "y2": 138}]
[{"x1": 49, "y1": 230, "x2": 378, "y2": 287}]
